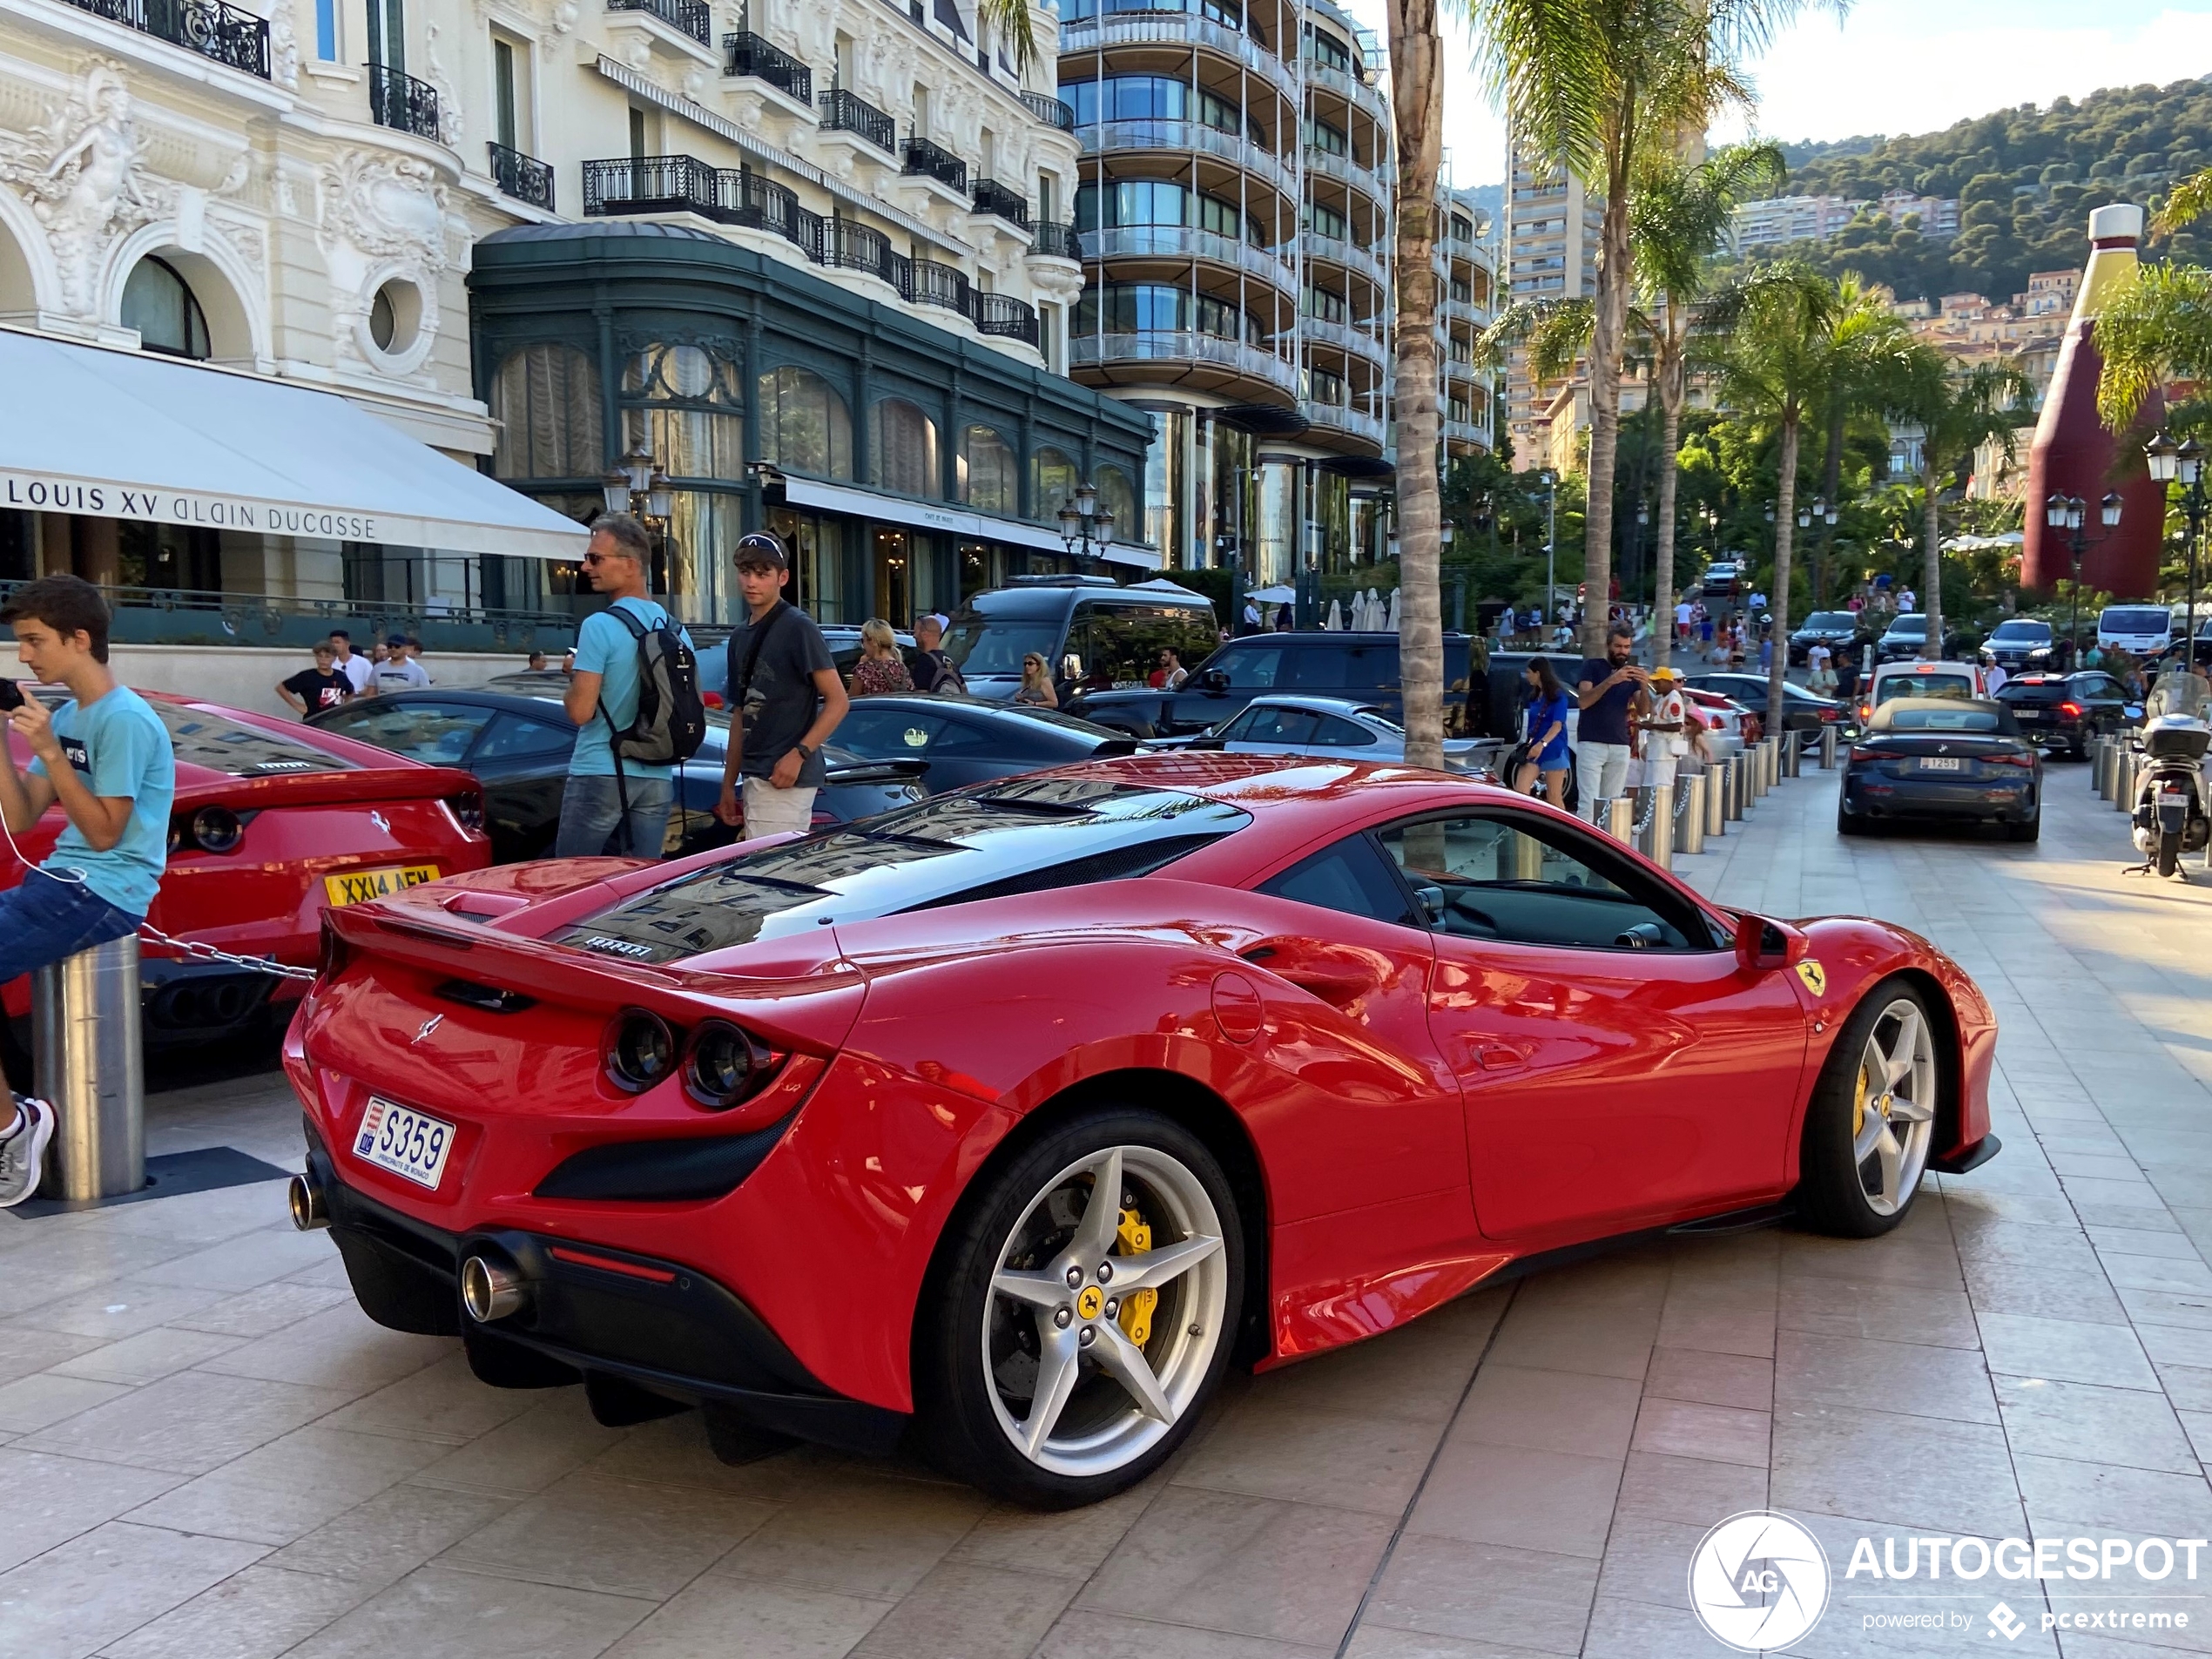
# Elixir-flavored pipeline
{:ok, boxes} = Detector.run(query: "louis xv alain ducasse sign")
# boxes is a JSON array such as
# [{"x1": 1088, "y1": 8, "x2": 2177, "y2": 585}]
[{"x1": 0, "y1": 473, "x2": 384, "y2": 543}]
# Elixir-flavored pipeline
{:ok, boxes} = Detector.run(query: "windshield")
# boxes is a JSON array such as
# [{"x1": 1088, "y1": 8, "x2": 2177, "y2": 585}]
[
  {"x1": 2148, "y1": 670, "x2": 2212, "y2": 722},
  {"x1": 1804, "y1": 613, "x2": 1857, "y2": 630},
  {"x1": 1990, "y1": 621, "x2": 2051, "y2": 641},
  {"x1": 2103, "y1": 608, "x2": 2168, "y2": 635},
  {"x1": 1886, "y1": 615, "x2": 1927, "y2": 636},
  {"x1": 558, "y1": 777, "x2": 1249, "y2": 962},
  {"x1": 1878, "y1": 705, "x2": 2008, "y2": 733},
  {"x1": 940, "y1": 618, "x2": 1062, "y2": 678},
  {"x1": 1874, "y1": 671, "x2": 1974, "y2": 705}
]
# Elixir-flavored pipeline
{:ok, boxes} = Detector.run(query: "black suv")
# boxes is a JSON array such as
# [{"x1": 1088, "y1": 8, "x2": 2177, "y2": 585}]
[
  {"x1": 1993, "y1": 670, "x2": 2134, "y2": 758},
  {"x1": 1980, "y1": 618, "x2": 2068, "y2": 674},
  {"x1": 941, "y1": 578, "x2": 1224, "y2": 708},
  {"x1": 1789, "y1": 610, "x2": 1871, "y2": 666},
  {"x1": 1069, "y1": 632, "x2": 1482, "y2": 738}
]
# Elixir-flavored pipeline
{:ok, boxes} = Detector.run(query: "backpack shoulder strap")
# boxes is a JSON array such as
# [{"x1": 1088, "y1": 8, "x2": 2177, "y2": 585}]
[{"x1": 607, "y1": 603, "x2": 649, "y2": 639}]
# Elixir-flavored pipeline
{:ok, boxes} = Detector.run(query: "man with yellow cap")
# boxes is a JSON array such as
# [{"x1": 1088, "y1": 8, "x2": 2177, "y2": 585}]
[{"x1": 1639, "y1": 665, "x2": 1690, "y2": 787}]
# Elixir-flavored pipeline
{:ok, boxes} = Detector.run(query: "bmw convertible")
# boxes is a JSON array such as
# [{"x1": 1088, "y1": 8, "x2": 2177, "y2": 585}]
[{"x1": 285, "y1": 754, "x2": 1999, "y2": 1508}]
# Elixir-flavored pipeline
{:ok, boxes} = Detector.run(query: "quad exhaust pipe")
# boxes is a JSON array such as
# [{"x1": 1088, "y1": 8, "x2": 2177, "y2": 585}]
[
  {"x1": 287, "y1": 1174, "x2": 329, "y2": 1231},
  {"x1": 461, "y1": 1254, "x2": 529, "y2": 1323}
]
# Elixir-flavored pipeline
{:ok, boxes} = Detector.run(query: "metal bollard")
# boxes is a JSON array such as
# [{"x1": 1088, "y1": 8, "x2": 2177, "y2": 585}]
[
  {"x1": 1602, "y1": 795, "x2": 1633, "y2": 843},
  {"x1": 1820, "y1": 725, "x2": 1838, "y2": 769},
  {"x1": 1753, "y1": 739, "x2": 1771, "y2": 799},
  {"x1": 1784, "y1": 732, "x2": 1802, "y2": 779},
  {"x1": 1705, "y1": 763, "x2": 1726, "y2": 838},
  {"x1": 1724, "y1": 758, "x2": 1746, "y2": 821},
  {"x1": 30, "y1": 934, "x2": 145, "y2": 1203},
  {"x1": 1681, "y1": 772, "x2": 1706, "y2": 854},
  {"x1": 2117, "y1": 748, "x2": 2137, "y2": 812},
  {"x1": 1646, "y1": 781, "x2": 1676, "y2": 869}
]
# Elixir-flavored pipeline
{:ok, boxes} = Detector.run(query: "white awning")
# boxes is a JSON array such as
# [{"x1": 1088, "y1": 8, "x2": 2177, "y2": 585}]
[
  {"x1": 772, "y1": 471, "x2": 1162, "y2": 571},
  {"x1": 0, "y1": 329, "x2": 589, "y2": 560}
]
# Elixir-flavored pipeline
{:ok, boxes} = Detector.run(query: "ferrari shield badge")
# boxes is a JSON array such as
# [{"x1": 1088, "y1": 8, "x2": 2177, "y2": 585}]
[{"x1": 1794, "y1": 960, "x2": 1827, "y2": 996}]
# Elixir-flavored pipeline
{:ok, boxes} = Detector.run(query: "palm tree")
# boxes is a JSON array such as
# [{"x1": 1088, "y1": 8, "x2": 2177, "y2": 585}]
[
  {"x1": 1698, "y1": 264, "x2": 1900, "y2": 717},
  {"x1": 2155, "y1": 166, "x2": 2212, "y2": 239},
  {"x1": 2094, "y1": 263, "x2": 2212, "y2": 432},
  {"x1": 1883, "y1": 347, "x2": 2032, "y2": 660},
  {"x1": 1467, "y1": 0, "x2": 1833, "y2": 659}
]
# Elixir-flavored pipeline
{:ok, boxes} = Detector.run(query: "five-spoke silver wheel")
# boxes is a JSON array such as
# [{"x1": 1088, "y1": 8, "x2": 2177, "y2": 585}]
[
  {"x1": 982, "y1": 1143, "x2": 1228, "y2": 1478},
  {"x1": 1851, "y1": 997, "x2": 1937, "y2": 1217}
]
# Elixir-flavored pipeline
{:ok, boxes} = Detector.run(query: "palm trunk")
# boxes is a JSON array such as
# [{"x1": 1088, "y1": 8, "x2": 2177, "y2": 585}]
[
  {"x1": 1581, "y1": 155, "x2": 1634, "y2": 658},
  {"x1": 1386, "y1": 0, "x2": 1443, "y2": 768},
  {"x1": 1768, "y1": 415, "x2": 1799, "y2": 718},
  {"x1": 1921, "y1": 460, "x2": 1943, "y2": 660},
  {"x1": 1651, "y1": 331, "x2": 1684, "y2": 670}
]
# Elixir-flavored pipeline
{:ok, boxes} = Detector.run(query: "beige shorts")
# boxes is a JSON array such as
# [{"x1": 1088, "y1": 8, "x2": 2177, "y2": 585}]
[{"x1": 741, "y1": 776, "x2": 818, "y2": 840}]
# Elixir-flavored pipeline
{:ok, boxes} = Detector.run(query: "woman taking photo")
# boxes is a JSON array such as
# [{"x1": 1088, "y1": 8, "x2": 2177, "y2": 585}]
[
  {"x1": 1514, "y1": 656, "x2": 1572, "y2": 808},
  {"x1": 847, "y1": 618, "x2": 914, "y2": 697},
  {"x1": 1015, "y1": 652, "x2": 1058, "y2": 708}
]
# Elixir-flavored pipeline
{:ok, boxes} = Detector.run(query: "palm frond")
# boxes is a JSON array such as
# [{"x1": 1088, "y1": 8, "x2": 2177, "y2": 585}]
[
  {"x1": 2154, "y1": 166, "x2": 2212, "y2": 239},
  {"x1": 2095, "y1": 262, "x2": 2212, "y2": 430},
  {"x1": 974, "y1": 0, "x2": 1036, "y2": 75}
]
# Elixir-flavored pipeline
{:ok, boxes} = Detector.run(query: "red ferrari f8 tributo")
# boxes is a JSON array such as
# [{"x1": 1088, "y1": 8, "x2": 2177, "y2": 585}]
[{"x1": 287, "y1": 754, "x2": 1997, "y2": 1507}]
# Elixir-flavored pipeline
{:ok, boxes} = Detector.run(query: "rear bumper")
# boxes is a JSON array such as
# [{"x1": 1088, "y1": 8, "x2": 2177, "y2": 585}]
[
  {"x1": 301, "y1": 1123, "x2": 907, "y2": 1455},
  {"x1": 1841, "y1": 773, "x2": 2037, "y2": 821}
]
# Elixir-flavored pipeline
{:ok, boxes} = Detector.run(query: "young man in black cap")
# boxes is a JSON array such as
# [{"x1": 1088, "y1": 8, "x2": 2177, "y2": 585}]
[{"x1": 713, "y1": 531, "x2": 847, "y2": 839}]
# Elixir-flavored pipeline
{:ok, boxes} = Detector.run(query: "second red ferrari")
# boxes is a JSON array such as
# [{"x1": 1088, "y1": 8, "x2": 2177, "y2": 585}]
[{"x1": 286, "y1": 754, "x2": 1997, "y2": 1507}]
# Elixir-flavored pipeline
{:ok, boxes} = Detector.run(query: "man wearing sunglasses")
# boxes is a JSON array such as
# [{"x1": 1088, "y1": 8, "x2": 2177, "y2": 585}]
[{"x1": 714, "y1": 531, "x2": 846, "y2": 840}]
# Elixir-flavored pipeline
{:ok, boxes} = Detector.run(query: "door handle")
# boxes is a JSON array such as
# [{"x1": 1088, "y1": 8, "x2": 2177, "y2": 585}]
[{"x1": 1474, "y1": 1040, "x2": 1530, "y2": 1071}]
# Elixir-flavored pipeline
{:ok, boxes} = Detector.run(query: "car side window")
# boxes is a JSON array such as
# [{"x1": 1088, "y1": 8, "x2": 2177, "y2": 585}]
[
  {"x1": 1238, "y1": 707, "x2": 1319, "y2": 745},
  {"x1": 1285, "y1": 647, "x2": 1349, "y2": 688},
  {"x1": 472, "y1": 714, "x2": 577, "y2": 762},
  {"x1": 1376, "y1": 813, "x2": 1708, "y2": 951},
  {"x1": 1311, "y1": 713, "x2": 1378, "y2": 747},
  {"x1": 1257, "y1": 834, "x2": 1419, "y2": 928},
  {"x1": 1215, "y1": 708, "x2": 1260, "y2": 741},
  {"x1": 1216, "y1": 646, "x2": 1285, "y2": 689},
  {"x1": 321, "y1": 702, "x2": 494, "y2": 765},
  {"x1": 834, "y1": 706, "x2": 950, "y2": 756}
]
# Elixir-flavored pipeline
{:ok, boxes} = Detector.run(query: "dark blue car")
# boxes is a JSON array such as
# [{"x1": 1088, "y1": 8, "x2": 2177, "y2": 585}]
[{"x1": 1838, "y1": 698, "x2": 2040, "y2": 841}]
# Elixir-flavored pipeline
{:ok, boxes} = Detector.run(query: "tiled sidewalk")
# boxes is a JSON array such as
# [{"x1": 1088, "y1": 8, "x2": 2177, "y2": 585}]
[{"x1": 3, "y1": 762, "x2": 2210, "y2": 1657}]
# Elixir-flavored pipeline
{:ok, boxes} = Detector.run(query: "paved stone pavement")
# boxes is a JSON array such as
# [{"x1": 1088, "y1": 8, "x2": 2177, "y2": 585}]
[{"x1": 7, "y1": 759, "x2": 2212, "y2": 1658}]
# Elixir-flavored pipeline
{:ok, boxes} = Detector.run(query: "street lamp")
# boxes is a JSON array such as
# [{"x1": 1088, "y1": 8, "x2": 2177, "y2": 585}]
[
  {"x1": 2043, "y1": 490, "x2": 2124, "y2": 666},
  {"x1": 1539, "y1": 469, "x2": 1559, "y2": 629},
  {"x1": 2148, "y1": 429, "x2": 2209, "y2": 661},
  {"x1": 1058, "y1": 481, "x2": 1116, "y2": 563},
  {"x1": 602, "y1": 448, "x2": 673, "y2": 522}
]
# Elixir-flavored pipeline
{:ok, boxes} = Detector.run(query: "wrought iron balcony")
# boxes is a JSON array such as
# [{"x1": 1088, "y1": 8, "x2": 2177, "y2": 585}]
[
  {"x1": 63, "y1": 0, "x2": 270, "y2": 78},
  {"x1": 608, "y1": 0, "x2": 709, "y2": 45},
  {"x1": 819, "y1": 88, "x2": 895, "y2": 153},
  {"x1": 488, "y1": 143, "x2": 556, "y2": 212},
  {"x1": 971, "y1": 178, "x2": 1029, "y2": 227},
  {"x1": 368, "y1": 65, "x2": 442, "y2": 142},
  {"x1": 1028, "y1": 221, "x2": 1082, "y2": 260},
  {"x1": 902, "y1": 137, "x2": 968, "y2": 192},
  {"x1": 968, "y1": 292, "x2": 1039, "y2": 346},
  {"x1": 828, "y1": 217, "x2": 896, "y2": 284},
  {"x1": 908, "y1": 260, "x2": 971, "y2": 315},
  {"x1": 583, "y1": 153, "x2": 726, "y2": 219},
  {"x1": 722, "y1": 31, "x2": 811, "y2": 101},
  {"x1": 1021, "y1": 91, "x2": 1075, "y2": 130}
]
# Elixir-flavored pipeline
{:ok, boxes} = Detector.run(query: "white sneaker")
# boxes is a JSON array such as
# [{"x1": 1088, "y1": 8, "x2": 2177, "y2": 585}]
[{"x1": 0, "y1": 1096, "x2": 55, "y2": 1207}]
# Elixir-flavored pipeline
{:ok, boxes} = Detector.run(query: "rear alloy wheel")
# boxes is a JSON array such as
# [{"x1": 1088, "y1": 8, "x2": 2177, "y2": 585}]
[
  {"x1": 1797, "y1": 987, "x2": 1940, "y2": 1238},
  {"x1": 918, "y1": 1111, "x2": 1239, "y2": 1507}
]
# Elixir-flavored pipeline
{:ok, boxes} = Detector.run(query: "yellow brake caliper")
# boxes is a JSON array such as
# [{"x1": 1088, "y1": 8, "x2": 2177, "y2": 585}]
[
  {"x1": 1116, "y1": 1206, "x2": 1157, "y2": 1346},
  {"x1": 1853, "y1": 1059, "x2": 1871, "y2": 1139}
]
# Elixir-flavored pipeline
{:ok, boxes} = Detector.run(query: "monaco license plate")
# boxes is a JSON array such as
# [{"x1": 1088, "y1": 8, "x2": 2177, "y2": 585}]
[
  {"x1": 353, "y1": 1097, "x2": 455, "y2": 1190},
  {"x1": 323, "y1": 864, "x2": 440, "y2": 906},
  {"x1": 1918, "y1": 757, "x2": 1965, "y2": 772},
  {"x1": 2015, "y1": 708, "x2": 2044, "y2": 721}
]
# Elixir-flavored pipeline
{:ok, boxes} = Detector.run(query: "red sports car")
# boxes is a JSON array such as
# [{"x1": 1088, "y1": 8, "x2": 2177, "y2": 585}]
[
  {"x1": 286, "y1": 755, "x2": 1998, "y2": 1507},
  {"x1": 3, "y1": 691, "x2": 489, "y2": 1062}
]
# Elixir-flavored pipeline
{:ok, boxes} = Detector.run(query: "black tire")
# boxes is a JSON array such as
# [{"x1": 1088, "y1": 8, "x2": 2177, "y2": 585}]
[
  {"x1": 914, "y1": 1107, "x2": 1243, "y2": 1508},
  {"x1": 2159, "y1": 829, "x2": 2182, "y2": 877},
  {"x1": 1836, "y1": 804, "x2": 1864, "y2": 837},
  {"x1": 332, "y1": 1228, "x2": 460, "y2": 1336},
  {"x1": 1796, "y1": 981, "x2": 1940, "y2": 1239},
  {"x1": 2006, "y1": 813, "x2": 2041, "y2": 843}
]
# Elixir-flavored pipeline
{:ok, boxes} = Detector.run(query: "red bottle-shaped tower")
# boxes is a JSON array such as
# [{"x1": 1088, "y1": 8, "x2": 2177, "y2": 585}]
[{"x1": 2021, "y1": 204, "x2": 2166, "y2": 597}]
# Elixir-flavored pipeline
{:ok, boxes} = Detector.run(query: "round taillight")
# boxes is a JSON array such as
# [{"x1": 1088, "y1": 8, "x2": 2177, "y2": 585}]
[
  {"x1": 605, "y1": 1009, "x2": 677, "y2": 1093},
  {"x1": 685, "y1": 1021, "x2": 762, "y2": 1109},
  {"x1": 192, "y1": 806, "x2": 244, "y2": 853}
]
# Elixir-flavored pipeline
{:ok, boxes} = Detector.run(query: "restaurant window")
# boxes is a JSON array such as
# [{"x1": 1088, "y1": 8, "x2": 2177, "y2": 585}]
[
  {"x1": 759, "y1": 365, "x2": 853, "y2": 479},
  {"x1": 769, "y1": 506, "x2": 846, "y2": 623},
  {"x1": 491, "y1": 343, "x2": 604, "y2": 481},
  {"x1": 1032, "y1": 446, "x2": 1078, "y2": 523},
  {"x1": 960, "y1": 424, "x2": 1018, "y2": 515},
  {"x1": 868, "y1": 397, "x2": 941, "y2": 497},
  {"x1": 121, "y1": 257, "x2": 210, "y2": 361},
  {"x1": 1095, "y1": 464, "x2": 1137, "y2": 541}
]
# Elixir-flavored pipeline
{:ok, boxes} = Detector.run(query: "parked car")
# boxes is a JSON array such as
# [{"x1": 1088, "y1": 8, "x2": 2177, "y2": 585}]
[
  {"x1": 1856, "y1": 661, "x2": 1988, "y2": 729},
  {"x1": 295, "y1": 752, "x2": 1999, "y2": 1508},
  {"x1": 1979, "y1": 617, "x2": 2068, "y2": 674},
  {"x1": 821, "y1": 696, "x2": 1143, "y2": 793},
  {"x1": 1993, "y1": 670, "x2": 2135, "y2": 759},
  {"x1": 1071, "y1": 632, "x2": 1485, "y2": 739},
  {"x1": 2099, "y1": 604, "x2": 2173, "y2": 660},
  {"x1": 1678, "y1": 671, "x2": 1844, "y2": 736},
  {"x1": 1788, "y1": 610, "x2": 1871, "y2": 666},
  {"x1": 1838, "y1": 698, "x2": 2040, "y2": 840},
  {"x1": 1181, "y1": 696, "x2": 1489, "y2": 767},
  {"x1": 941, "y1": 577, "x2": 1222, "y2": 706},
  {"x1": 309, "y1": 687, "x2": 925, "y2": 861},
  {"x1": 3, "y1": 691, "x2": 489, "y2": 1070},
  {"x1": 1683, "y1": 687, "x2": 1755, "y2": 749}
]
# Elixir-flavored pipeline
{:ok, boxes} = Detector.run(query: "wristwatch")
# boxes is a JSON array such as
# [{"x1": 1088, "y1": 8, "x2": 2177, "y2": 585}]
[{"x1": 795, "y1": 742, "x2": 817, "y2": 762}]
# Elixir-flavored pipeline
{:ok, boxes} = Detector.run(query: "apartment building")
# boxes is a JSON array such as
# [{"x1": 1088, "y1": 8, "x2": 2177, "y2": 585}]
[
  {"x1": 1501, "y1": 151, "x2": 1600, "y2": 464},
  {"x1": 1730, "y1": 188, "x2": 1963, "y2": 251}
]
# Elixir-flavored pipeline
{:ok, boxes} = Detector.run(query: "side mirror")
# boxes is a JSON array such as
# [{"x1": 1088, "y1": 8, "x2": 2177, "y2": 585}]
[
  {"x1": 1733, "y1": 912, "x2": 1793, "y2": 972},
  {"x1": 1413, "y1": 884, "x2": 1447, "y2": 926},
  {"x1": 1202, "y1": 668, "x2": 1231, "y2": 693}
]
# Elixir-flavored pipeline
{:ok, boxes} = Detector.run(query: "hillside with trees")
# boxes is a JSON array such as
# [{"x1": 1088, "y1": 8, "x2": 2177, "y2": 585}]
[{"x1": 1743, "y1": 77, "x2": 2212, "y2": 302}]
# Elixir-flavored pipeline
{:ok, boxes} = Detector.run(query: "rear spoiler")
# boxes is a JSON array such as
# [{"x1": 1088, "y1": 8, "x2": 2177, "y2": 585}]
[
  {"x1": 321, "y1": 900, "x2": 867, "y2": 1056},
  {"x1": 179, "y1": 765, "x2": 482, "y2": 810},
  {"x1": 825, "y1": 757, "x2": 928, "y2": 783}
]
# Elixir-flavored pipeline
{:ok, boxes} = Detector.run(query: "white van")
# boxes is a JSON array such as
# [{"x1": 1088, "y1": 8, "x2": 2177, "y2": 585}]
[
  {"x1": 2101, "y1": 604, "x2": 2174, "y2": 658},
  {"x1": 1855, "y1": 659, "x2": 1989, "y2": 726}
]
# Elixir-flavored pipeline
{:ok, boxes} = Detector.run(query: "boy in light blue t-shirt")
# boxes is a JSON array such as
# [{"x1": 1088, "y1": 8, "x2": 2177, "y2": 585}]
[{"x1": 0, "y1": 575, "x2": 176, "y2": 1206}]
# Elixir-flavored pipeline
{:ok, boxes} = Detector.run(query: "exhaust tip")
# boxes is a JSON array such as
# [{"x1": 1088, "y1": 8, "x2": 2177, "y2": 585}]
[
  {"x1": 287, "y1": 1174, "x2": 329, "y2": 1231},
  {"x1": 461, "y1": 1254, "x2": 529, "y2": 1324}
]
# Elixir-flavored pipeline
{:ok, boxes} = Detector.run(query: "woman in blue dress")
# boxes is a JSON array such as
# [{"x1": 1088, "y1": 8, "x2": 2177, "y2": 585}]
[{"x1": 1512, "y1": 656, "x2": 1573, "y2": 809}]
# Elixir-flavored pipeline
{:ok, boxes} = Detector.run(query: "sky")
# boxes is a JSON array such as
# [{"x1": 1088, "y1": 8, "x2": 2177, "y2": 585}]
[{"x1": 1334, "y1": 0, "x2": 2212, "y2": 189}]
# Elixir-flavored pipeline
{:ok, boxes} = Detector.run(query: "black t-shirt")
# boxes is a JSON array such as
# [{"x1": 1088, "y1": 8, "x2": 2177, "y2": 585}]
[
  {"x1": 723, "y1": 602, "x2": 837, "y2": 786},
  {"x1": 1577, "y1": 658, "x2": 1638, "y2": 745},
  {"x1": 283, "y1": 668, "x2": 351, "y2": 715}
]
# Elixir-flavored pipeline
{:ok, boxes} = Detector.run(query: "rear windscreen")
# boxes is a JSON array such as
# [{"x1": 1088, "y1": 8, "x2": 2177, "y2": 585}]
[
  {"x1": 159, "y1": 706, "x2": 357, "y2": 775},
  {"x1": 1878, "y1": 705, "x2": 2010, "y2": 733},
  {"x1": 1875, "y1": 674, "x2": 1973, "y2": 705}
]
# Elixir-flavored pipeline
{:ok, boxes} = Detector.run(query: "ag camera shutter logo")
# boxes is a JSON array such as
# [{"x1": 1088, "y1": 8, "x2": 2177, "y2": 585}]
[{"x1": 1688, "y1": 1511, "x2": 1831, "y2": 1651}]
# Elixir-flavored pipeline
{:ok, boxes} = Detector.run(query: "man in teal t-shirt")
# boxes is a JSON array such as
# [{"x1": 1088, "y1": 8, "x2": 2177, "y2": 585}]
[
  {"x1": 556, "y1": 513, "x2": 693, "y2": 858},
  {"x1": 0, "y1": 575, "x2": 176, "y2": 1206}
]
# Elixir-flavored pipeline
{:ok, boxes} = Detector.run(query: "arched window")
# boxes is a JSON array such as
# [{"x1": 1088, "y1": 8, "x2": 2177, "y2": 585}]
[
  {"x1": 1095, "y1": 464, "x2": 1137, "y2": 538},
  {"x1": 622, "y1": 341, "x2": 744, "y2": 480},
  {"x1": 121, "y1": 257, "x2": 209, "y2": 360},
  {"x1": 868, "y1": 397, "x2": 941, "y2": 497},
  {"x1": 960, "y1": 425, "x2": 1018, "y2": 514},
  {"x1": 490, "y1": 344, "x2": 604, "y2": 480},
  {"x1": 1032, "y1": 446, "x2": 1078, "y2": 523},
  {"x1": 758, "y1": 365, "x2": 853, "y2": 478}
]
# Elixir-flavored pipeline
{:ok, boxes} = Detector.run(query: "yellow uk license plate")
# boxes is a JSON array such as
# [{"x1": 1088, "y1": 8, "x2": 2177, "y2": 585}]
[{"x1": 323, "y1": 864, "x2": 441, "y2": 906}]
